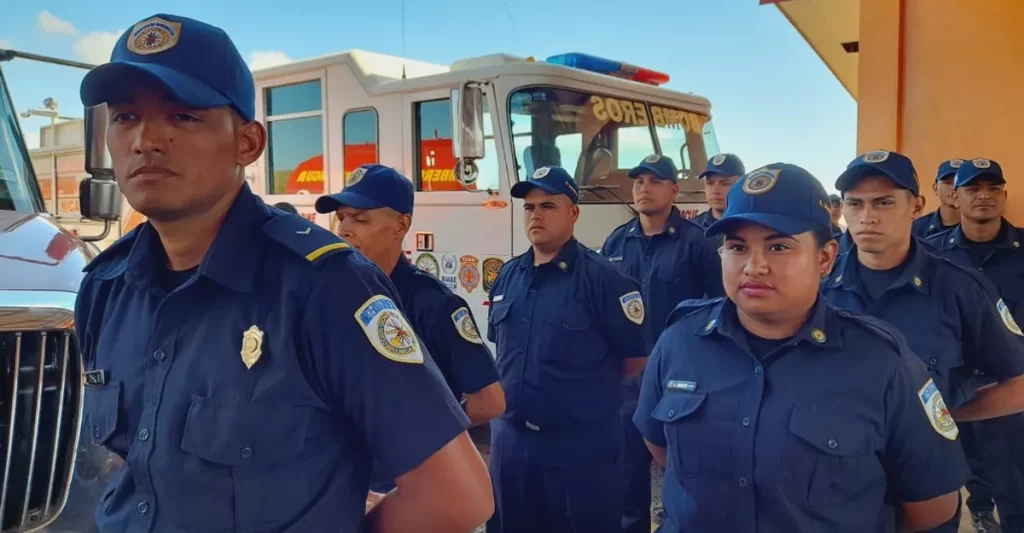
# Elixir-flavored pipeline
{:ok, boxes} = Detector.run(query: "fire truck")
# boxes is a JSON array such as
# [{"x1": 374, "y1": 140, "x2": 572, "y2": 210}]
[{"x1": 242, "y1": 49, "x2": 721, "y2": 343}]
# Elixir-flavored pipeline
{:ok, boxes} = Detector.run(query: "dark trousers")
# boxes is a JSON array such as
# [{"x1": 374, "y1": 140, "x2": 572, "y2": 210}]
[
  {"x1": 962, "y1": 420, "x2": 997, "y2": 516},
  {"x1": 982, "y1": 414, "x2": 1024, "y2": 533},
  {"x1": 621, "y1": 380, "x2": 652, "y2": 533},
  {"x1": 487, "y1": 417, "x2": 623, "y2": 533}
]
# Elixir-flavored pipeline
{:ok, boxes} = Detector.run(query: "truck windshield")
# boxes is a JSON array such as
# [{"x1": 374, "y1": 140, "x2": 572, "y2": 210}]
[
  {"x1": 508, "y1": 86, "x2": 719, "y2": 204},
  {"x1": 0, "y1": 66, "x2": 42, "y2": 212}
]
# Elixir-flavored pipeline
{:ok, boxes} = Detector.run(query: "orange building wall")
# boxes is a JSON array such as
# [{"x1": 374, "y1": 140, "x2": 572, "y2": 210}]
[{"x1": 857, "y1": 0, "x2": 1024, "y2": 223}]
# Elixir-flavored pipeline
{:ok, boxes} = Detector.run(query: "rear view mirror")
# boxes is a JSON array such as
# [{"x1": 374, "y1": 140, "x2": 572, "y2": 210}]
[
  {"x1": 451, "y1": 85, "x2": 486, "y2": 161},
  {"x1": 78, "y1": 104, "x2": 120, "y2": 241}
]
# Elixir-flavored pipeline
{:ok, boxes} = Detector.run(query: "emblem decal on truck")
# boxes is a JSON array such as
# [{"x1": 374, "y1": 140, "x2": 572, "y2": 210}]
[
  {"x1": 415, "y1": 253, "x2": 440, "y2": 277},
  {"x1": 459, "y1": 255, "x2": 480, "y2": 293},
  {"x1": 481, "y1": 257, "x2": 504, "y2": 293}
]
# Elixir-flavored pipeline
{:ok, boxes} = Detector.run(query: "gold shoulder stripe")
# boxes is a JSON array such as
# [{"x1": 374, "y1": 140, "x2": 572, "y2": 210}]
[{"x1": 306, "y1": 242, "x2": 349, "y2": 262}]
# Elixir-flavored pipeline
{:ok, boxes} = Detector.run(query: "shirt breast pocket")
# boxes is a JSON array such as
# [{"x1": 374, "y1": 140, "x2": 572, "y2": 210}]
[
  {"x1": 651, "y1": 392, "x2": 708, "y2": 480},
  {"x1": 489, "y1": 300, "x2": 515, "y2": 348},
  {"x1": 781, "y1": 406, "x2": 877, "y2": 507},
  {"x1": 180, "y1": 397, "x2": 315, "y2": 530},
  {"x1": 85, "y1": 381, "x2": 123, "y2": 451},
  {"x1": 542, "y1": 306, "x2": 601, "y2": 367}
]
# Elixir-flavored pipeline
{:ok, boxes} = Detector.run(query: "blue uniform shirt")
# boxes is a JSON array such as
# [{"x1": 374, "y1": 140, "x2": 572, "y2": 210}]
[
  {"x1": 75, "y1": 185, "x2": 469, "y2": 533},
  {"x1": 390, "y1": 255, "x2": 499, "y2": 399},
  {"x1": 823, "y1": 240, "x2": 1024, "y2": 409},
  {"x1": 927, "y1": 221, "x2": 1024, "y2": 326},
  {"x1": 912, "y1": 210, "x2": 957, "y2": 239},
  {"x1": 600, "y1": 207, "x2": 724, "y2": 340},
  {"x1": 690, "y1": 209, "x2": 717, "y2": 231},
  {"x1": 487, "y1": 238, "x2": 652, "y2": 430},
  {"x1": 634, "y1": 297, "x2": 970, "y2": 532}
]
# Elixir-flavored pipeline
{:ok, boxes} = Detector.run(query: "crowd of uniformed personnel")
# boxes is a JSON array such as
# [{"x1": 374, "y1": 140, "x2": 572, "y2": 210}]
[{"x1": 71, "y1": 11, "x2": 1024, "y2": 533}]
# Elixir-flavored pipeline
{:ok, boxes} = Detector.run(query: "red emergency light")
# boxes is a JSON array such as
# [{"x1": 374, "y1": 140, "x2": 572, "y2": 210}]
[{"x1": 545, "y1": 53, "x2": 670, "y2": 86}]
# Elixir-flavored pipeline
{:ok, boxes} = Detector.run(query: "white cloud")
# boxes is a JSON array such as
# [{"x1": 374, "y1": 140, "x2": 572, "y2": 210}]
[
  {"x1": 37, "y1": 11, "x2": 78, "y2": 37},
  {"x1": 22, "y1": 131, "x2": 40, "y2": 150},
  {"x1": 249, "y1": 51, "x2": 292, "y2": 71},
  {"x1": 73, "y1": 30, "x2": 121, "y2": 65}
]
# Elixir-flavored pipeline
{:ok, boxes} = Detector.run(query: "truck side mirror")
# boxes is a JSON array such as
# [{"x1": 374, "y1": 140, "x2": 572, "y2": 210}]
[
  {"x1": 450, "y1": 84, "x2": 486, "y2": 189},
  {"x1": 78, "y1": 103, "x2": 120, "y2": 241}
]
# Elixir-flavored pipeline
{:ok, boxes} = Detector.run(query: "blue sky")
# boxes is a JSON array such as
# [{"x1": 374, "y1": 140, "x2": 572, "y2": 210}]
[{"x1": 0, "y1": 0, "x2": 857, "y2": 192}]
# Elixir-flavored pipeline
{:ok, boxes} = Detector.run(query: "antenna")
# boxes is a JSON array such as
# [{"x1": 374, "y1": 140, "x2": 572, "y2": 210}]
[{"x1": 401, "y1": 0, "x2": 407, "y2": 79}]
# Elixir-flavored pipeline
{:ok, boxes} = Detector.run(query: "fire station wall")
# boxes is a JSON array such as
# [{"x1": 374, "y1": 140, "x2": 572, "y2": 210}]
[{"x1": 857, "y1": 0, "x2": 1024, "y2": 224}]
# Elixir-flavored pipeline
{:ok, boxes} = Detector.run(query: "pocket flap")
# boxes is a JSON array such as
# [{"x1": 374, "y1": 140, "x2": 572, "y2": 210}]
[
  {"x1": 788, "y1": 406, "x2": 871, "y2": 457},
  {"x1": 181, "y1": 397, "x2": 312, "y2": 466},
  {"x1": 86, "y1": 381, "x2": 121, "y2": 445},
  {"x1": 489, "y1": 300, "x2": 513, "y2": 324},
  {"x1": 651, "y1": 392, "x2": 706, "y2": 423}
]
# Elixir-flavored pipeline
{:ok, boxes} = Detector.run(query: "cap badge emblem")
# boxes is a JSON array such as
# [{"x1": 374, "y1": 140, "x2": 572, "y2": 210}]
[
  {"x1": 742, "y1": 168, "x2": 780, "y2": 195},
  {"x1": 127, "y1": 17, "x2": 182, "y2": 56},
  {"x1": 346, "y1": 167, "x2": 367, "y2": 187},
  {"x1": 712, "y1": 154, "x2": 727, "y2": 166},
  {"x1": 949, "y1": 159, "x2": 964, "y2": 168},
  {"x1": 862, "y1": 150, "x2": 890, "y2": 163},
  {"x1": 644, "y1": 154, "x2": 661, "y2": 164},
  {"x1": 533, "y1": 167, "x2": 551, "y2": 179},
  {"x1": 973, "y1": 158, "x2": 992, "y2": 169}
]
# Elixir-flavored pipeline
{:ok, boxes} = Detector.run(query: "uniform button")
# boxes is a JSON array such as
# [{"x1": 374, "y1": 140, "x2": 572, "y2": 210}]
[
  {"x1": 741, "y1": 417, "x2": 750, "y2": 427},
  {"x1": 828, "y1": 438, "x2": 838, "y2": 449},
  {"x1": 738, "y1": 477, "x2": 748, "y2": 487},
  {"x1": 137, "y1": 500, "x2": 149, "y2": 515},
  {"x1": 929, "y1": 357, "x2": 938, "y2": 365},
  {"x1": 240, "y1": 446, "x2": 253, "y2": 459},
  {"x1": 138, "y1": 428, "x2": 150, "y2": 441},
  {"x1": 522, "y1": 318, "x2": 528, "y2": 323},
  {"x1": 153, "y1": 349, "x2": 166, "y2": 362},
  {"x1": 667, "y1": 409, "x2": 677, "y2": 418},
  {"x1": 92, "y1": 426, "x2": 100, "y2": 439},
  {"x1": 754, "y1": 366, "x2": 763, "y2": 375}
]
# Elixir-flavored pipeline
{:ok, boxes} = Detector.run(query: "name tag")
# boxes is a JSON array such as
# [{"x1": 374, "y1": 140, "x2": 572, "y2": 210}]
[
  {"x1": 608, "y1": 256, "x2": 623, "y2": 263},
  {"x1": 83, "y1": 369, "x2": 107, "y2": 387},
  {"x1": 493, "y1": 294, "x2": 505, "y2": 303},
  {"x1": 666, "y1": 380, "x2": 697, "y2": 393}
]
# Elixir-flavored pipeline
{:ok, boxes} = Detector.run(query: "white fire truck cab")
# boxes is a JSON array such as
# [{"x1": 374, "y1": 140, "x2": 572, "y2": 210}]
[{"x1": 248, "y1": 50, "x2": 722, "y2": 344}]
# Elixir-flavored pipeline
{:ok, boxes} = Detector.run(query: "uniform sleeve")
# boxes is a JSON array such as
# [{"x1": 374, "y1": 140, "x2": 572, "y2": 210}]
[
  {"x1": 425, "y1": 292, "x2": 500, "y2": 395},
  {"x1": 303, "y1": 255, "x2": 470, "y2": 481},
  {"x1": 633, "y1": 340, "x2": 667, "y2": 447},
  {"x1": 883, "y1": 351, "x2": 971, "y2": 502},
  {"x1": 698, "y1": 237, "x2": 725, "y2": 298},
  {"x1": 594, "y1": 267, "x2": 653, "y2": 358},
  {"x1": 958, "y1": 277, "x2": 1024, "y2": 380}
]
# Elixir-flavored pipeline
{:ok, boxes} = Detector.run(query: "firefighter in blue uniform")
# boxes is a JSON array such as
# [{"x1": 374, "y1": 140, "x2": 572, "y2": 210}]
[
  {"x1": 487, "y1": 166, "x2": 652, "y2": 532},
  {"x1": 828, "y1": 193, "x2": 845, "y2": 239},
  {"x1": 823, "y1": 150, "x2": 1024, "y2": 533},
  {"x1": 600, "y1": 154, "x2": 723, "y2": 533},
  {"x1": 635, "y1": 162, "x2": 970, "y2": 533},
  {"x1": 927, "y1": 157, "x2": 1024, "y2": 533},
  {"x1": 691, "y1": 153, "x2": 745, "y2": 230},
  {"x1": 912, "y1": 159, "x2": 963, "y2": 239},
  {"x1": 74, "y1": 14, "x2": 493, "y2": 533}
]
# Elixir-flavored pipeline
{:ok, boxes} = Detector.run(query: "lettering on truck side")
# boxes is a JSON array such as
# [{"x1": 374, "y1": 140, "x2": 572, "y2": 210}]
[{"x1": 589, "y1": 95, "x2": 709, "y2": 133}]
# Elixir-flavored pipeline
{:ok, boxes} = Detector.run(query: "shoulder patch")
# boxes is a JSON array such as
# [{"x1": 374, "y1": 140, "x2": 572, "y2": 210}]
[
  {"x1": 451, "y1": 306, "x2": 483, "y2": 344},
  {"x1": 83, "y1": 225, "x2": 142, "y2": 276},
  {"x1": 262, "y1": 214, "x2": 351, "y2": 263},
  {"x1": 619, "y1": 291, "x2": 645, "y2": 325},
  {"x1": 354, "y1": 295, "x2": 424, "y2": 364},
  {"x1": 918, "y1": 378, "x2": 959, "y2": 440},
  {"x1": 997, "y1": 299, "x2": 1023, "y2": 336}
]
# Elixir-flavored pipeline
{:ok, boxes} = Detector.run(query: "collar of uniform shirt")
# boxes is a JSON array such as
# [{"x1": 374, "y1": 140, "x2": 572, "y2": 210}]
[
  {"x1": 522, "y1": 237, "x2": 580, "y2": 272},
  {"x1": 695, "y1": 296, "x2": 843, "y2": 351},
  {"x1": 625, "y1": 206, "x2": 685, "y2": 239},
  {"x1": 123, "y1": 183, "x2": 269, "y2": 293},
  {"x1": 828, "y1": 239, "x2": 930, "y2": 296},
  {"x1": 948, "y1": 219, "x2": 1021, "y2": 251}
]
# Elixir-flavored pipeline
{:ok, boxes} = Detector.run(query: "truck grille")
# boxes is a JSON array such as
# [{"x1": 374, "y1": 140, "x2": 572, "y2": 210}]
[{"x1": 0, "y1": 331, "x2": 79, "y2": 532}]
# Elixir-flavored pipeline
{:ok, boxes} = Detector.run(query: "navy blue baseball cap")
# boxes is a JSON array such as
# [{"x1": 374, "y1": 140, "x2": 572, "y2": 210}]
[
  {"x1": 698, "y1": 153, "x2": 745, "y2": 179},
  {"x1": 835, "y1": 150, "x2": 919, "y2": 196},
  {"x1": 628, "y1": 154, "x2": 679, "y2": 182},
  {"x1": 936, "y1": 159, "x2": 965, "y2": 181},
  {"x1": 706, "y1": 163, "x2": 832, "y2": 238},
  {"x1": 511, "y1": 166, "x2": 580, "y2": 204},
  {"x1": 954, "y1": 158, "x2": 1005, "y2": 189},
  {"x1": 80, "y1": 14, "x2": 256, "y2": 121},
  {"x1": 315, "y1": 165, "x2": 414, "y2": 216}
]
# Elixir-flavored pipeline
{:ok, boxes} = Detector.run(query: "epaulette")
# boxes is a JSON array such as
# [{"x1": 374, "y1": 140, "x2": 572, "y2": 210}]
[
  {"x1": 933, "y1": 254, "x2": 1002, "y2": 300},
  {"x1": 834, "y1": 309, "x2": 909, "y2": 356},
  {"x1": 925, "y1": 228, "x2": 956, "y2": 250},
  {"x1": 666, "y1": 297, "x2": 724, "y2": 327},
  {"x1": 261, "y1": 214, "x2": 352, "y2": 264},
  {"x1": 82, "y1": 225, "x2": 142, "y2": 275}
]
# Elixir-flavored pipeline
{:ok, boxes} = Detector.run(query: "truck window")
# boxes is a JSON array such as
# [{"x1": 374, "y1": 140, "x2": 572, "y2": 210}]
[
  {"x1": 508, "y1": 87, "x2": 711, "y2": 204},
  {"x1": 414, "y1": 97, "x2": 499, "y2": 192},
  {"x1": 32, "y1": 154, "x2": 56, "y2": 212},
  {"x1": 264, "y1": 79, "x2": 324, "y2": 195},
  {"x1": 0, "y1": 67, "x2": 42, "y2": 212},
  {"x1": 343, "y1": 108, "x2": 379, "y2": 175},
  {"x1": 56, "y1": 153, "x2": 86, "y2": 218}
]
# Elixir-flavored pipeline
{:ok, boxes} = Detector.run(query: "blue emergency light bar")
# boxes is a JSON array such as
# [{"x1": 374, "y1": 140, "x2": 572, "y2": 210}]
[{"x1": 545, "y1": 52, "x2": 670, "y2": 86}]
